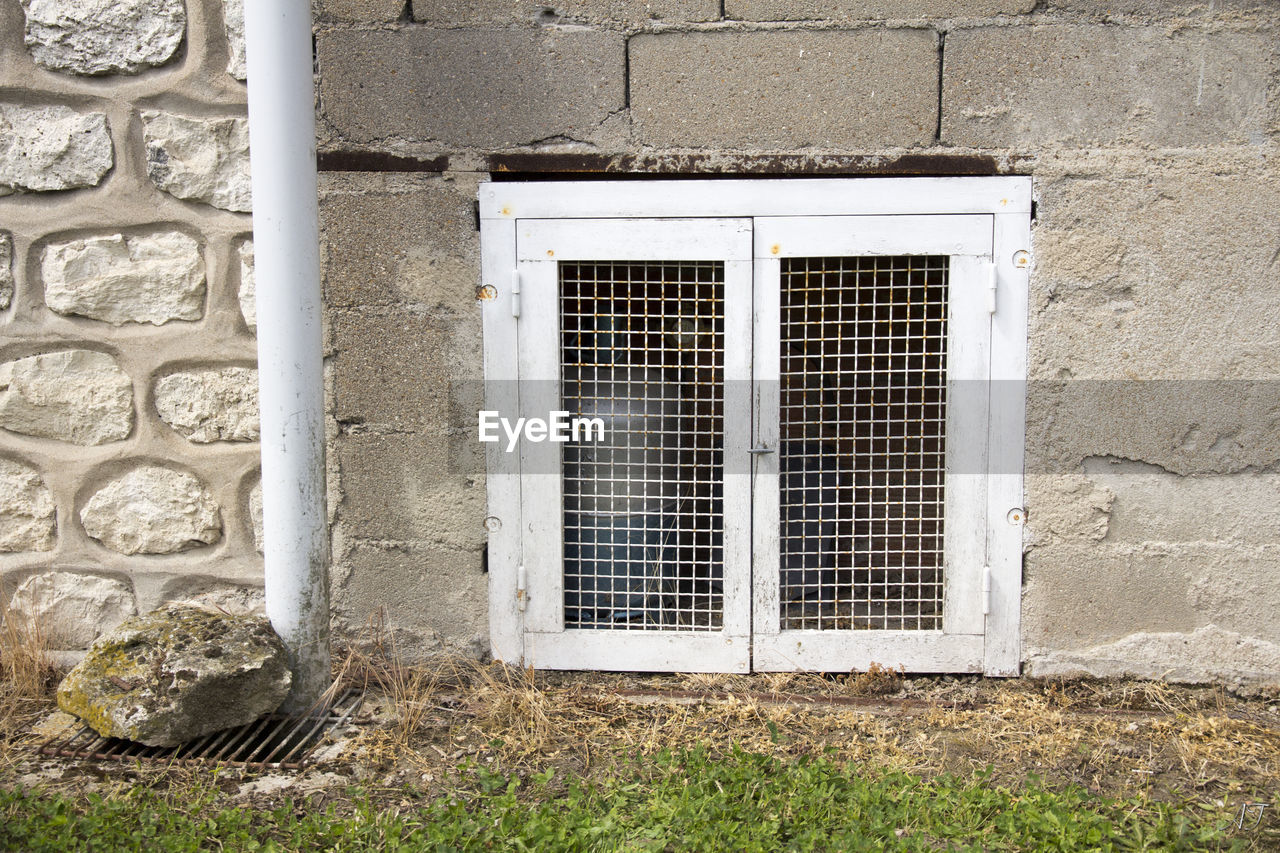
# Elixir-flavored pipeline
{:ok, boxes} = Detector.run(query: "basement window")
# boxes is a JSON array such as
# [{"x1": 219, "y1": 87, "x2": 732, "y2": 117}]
[{"x1": 478, "y1": 178, "x2": 1031, "y2": 675}]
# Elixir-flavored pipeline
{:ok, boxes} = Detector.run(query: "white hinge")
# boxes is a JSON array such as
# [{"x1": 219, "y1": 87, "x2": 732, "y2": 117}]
[
  {"x1": 516, "y1": 564, "x2": 527, "y2": 612},
  {"x1": 510, "y1": 268, "x2": 522, "y2": 319},
  {"x1": 985, "y1": 263, "x2": 998, "y2": 315},
  {"x1": 982, "y1": 565, "x2": 992, "y2": 616}
]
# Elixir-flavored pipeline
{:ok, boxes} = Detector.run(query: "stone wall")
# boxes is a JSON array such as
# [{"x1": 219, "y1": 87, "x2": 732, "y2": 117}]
[
  {"x1": 0, "y1": 0, "x2": 262, "y2": 657},
  {"x1": 1, "y1": 0, "x2": 1277, "y2": 681}
]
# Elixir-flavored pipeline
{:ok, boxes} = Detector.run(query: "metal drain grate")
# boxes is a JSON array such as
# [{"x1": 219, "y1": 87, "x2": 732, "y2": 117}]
[{"x1": 37, "y1": 688, "x2": 362, "y2": 771}]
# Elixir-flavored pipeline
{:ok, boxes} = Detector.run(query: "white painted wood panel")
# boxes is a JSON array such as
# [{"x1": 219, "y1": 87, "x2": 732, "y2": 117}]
[
  {"x1": 527, "y1": 631, "x2": 750, "y2": 673},
  {"x1": 753, "y1": 215, "x2": 991, "y2": 258},
  {"x1": 480, "y1": 218, "x2": 524, "y2": 664},
  {"x1": 753, "y1": 632, "x2": 984, "y2": 673},
  {"x1": 517, "y1": 218, "x2": 753, "y2": 262},
  {"x1": 985, "y1": 213, "x2": 1031, "y2": 676},
  {"x1": 481, "y1": 178, "x2": 1032, "y2": 222}
]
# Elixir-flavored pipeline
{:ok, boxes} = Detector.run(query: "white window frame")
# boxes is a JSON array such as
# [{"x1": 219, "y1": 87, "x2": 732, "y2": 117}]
[{"x1": 479, "y1": 177, "x2": 1032, "y2": 676}]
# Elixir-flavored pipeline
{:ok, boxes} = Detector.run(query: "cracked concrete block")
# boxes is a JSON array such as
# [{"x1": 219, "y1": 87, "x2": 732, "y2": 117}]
[
  {"x1": 0, "y1": 232, "x2": 12, "y2": 310},
  {"x1": 143, "y1": 111, "x2": 251, "y2": 212},
  {"x1": 1082, "y1": 460, "x2": 1280, "y2": 547},
  {"x1": 0, "y1": 458, "x2": 56, "y2": 552},
  {"x1": 0, "y1": 350, "x2": 133, "y2": 446},
  {"x1": 20, "y1": 0, "x2": 185, "y2": 76},
  {"x1": 321, "y1": 177, "x2": 478, "y2": 309},
  {"x1": 1024, "y1": 162, "x2": 1280, "y2": 487},
  {"x1": 943, "y1": 26, "x2": 1273, "y2": 148},
  {"x1": 317, "y1": 28, "x2": 625, "y2": 149},
  {"x1": 81, "y1": 466, "x2": 222, "y2": 555},
  {"x1": 338, "y1": 432, "x2": 486, "y2": 548},
  {"x1": 631, "y1": 29, "x2": 938, "y2": 149},
  {"x1": 411, "y1": 0, "x2": 720, "y2": 24},
  {"x1": 223, "y1": 0, "x2": 246, "y2": 80},
  {"x1": 726, "y1": 0, "x2": 1033, "y2": 19},
  {"x1": 154, "y1": 367, "x2": 259, "y2": 443},
  {"x1": 0, "y1": 105, "x2": 112, "y2": 194},
  {"x1": 6, "y1": 572, "x2": 135, "y2": 649},
  {"x1": 42, "y1": 231, "x2": 205, "y2": 325},
  {"x1": 1026, "y1": 625, "x2": 1280, "y2": 686},
  {"x1": 333, "y1": 541, "x2": 487, "y2": 659},
  {"x1": 1026, "y1": 381, "x2": 1280, "y2": 478}
]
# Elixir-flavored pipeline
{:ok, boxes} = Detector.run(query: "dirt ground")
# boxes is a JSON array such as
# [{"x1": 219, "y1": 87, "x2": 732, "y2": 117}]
[{"x1": 7, "y1": 661, "x2": 1280, "y2": 847}]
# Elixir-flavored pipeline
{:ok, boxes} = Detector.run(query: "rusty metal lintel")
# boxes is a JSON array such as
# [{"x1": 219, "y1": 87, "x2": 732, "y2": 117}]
[{"x1": 485, "y1": 152, "x2": 1013, "y2": 180}]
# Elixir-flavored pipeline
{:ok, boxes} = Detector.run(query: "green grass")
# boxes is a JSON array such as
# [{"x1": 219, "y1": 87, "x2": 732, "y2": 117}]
[{"x1": 0, "y1": 749, "x2": 1242, "y2": 852}]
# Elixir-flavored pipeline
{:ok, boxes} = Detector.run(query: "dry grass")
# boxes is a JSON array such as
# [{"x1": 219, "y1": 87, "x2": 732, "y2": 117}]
[
  {"x1": 0, "y1": 617, "x2": 60, "y2": 768},
  {"x1": 333, "y1": 658, "x2": 1279, "y2": 835}
]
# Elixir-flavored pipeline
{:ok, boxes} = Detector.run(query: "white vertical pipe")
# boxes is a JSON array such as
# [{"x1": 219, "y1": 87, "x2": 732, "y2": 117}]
[{"x1": 243, "y1": 0, "x2": 330, "y2": 712}]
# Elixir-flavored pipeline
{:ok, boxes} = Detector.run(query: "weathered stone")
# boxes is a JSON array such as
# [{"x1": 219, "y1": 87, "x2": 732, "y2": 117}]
[
  {"x1": 142, "y1": 112, "x2": 252, "y2": 212},
  {"x1": 1047, "y1": 0, "x2": 1273, "y2": 15},
  {"x1": 42, "y1": 231, "x2": 205, "y2": 325},
  {"x1": 173, "y1": 585, "x2": 265, "y2": 616},
  {"x1": 154, "y1": 367, "x2": 259, "y2": 443},
  {"x1": 238, "y1": 240, "x2": 255, "y2": 332},
  {"x1": 81, "y1": 466, "x2": 221, "y2": 555},
  {"x1": 0, "y1": 104, "x2": 112, "y2": 194},
  {"x1": 223, "y1": 0, "x2": 246, "y2": 80},
  {"x1": 631, "y1": 30, "x2": 938, "y2": 148},
  {"x1": 57, "y1": 604, "x2": 291, "y2": 746},
  {"x1": 5, "y1": 572, "x2": 135, "y2": 649},
  {"x1": 0, "y1": 350, "x2": 133, "y2": 445},
  {"x1": 249, "y1": 480, "x2": 263, "y2": 553},
  {"x1": 943, "y1": 26, "x2": 1272, "y2": 148},
  {"x1": 1027, "y1": 625, "x2": 1280, "y2": 686},
  {"x1": 0, "y1": 232, "x2": 12, "y2": 310},
  {"x1": 0, "y1": 458, "x2": 56, "y2": 552},
  {"x1": 410, "y1": 0, "x2": 720, "y2": 24},
  {"x1": 1082, "y1": 460, "x2": 1280, "y2": 547},
  {"x1": 726, "y1": 0, "x2": 1033, "y2": 18},
  {"x1": 317, "y1": 28, "x2": 625, "y2": 149},
  {"x1": 20, "y1": 0, "x2": 184, "y2": 75}
]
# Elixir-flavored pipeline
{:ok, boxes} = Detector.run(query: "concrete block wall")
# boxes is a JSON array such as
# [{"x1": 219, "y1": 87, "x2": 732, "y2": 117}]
[{"x1": 313, "y1": 0, "x2": 1280, "y2": 683}]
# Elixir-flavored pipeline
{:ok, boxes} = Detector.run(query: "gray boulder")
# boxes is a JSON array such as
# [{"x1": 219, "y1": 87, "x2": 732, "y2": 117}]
[{"x1": 57, "y1": 604, "x2": 292, "y2": 747}]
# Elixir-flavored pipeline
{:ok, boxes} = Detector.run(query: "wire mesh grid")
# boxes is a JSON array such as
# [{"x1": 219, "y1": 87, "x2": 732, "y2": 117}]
[
  {"x1": 560, "y1": 261, "x2": 725, "y2": 631},
  {"x1": 779, "y1": 256, "x2": 949, "y2": 631}
]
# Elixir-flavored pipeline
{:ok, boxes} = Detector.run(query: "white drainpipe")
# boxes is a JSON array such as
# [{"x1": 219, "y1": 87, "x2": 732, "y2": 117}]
[{"x1": 244, "y1": 0, "x2": 330, "y2": 712}]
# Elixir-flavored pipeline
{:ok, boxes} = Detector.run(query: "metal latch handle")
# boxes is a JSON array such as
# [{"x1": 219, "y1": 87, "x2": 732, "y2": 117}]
[{"x1": 748, "y1": 446, "x2": 775, "y2": 455}]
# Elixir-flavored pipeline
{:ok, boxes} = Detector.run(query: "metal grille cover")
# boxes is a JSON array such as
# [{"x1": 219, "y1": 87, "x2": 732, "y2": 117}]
[
  {"x1": 560, "y1": 261, "x2": 725, "y2": 631},
  {"x1": 779, "y1": 256, "x2": 948, "y2": 631}
]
